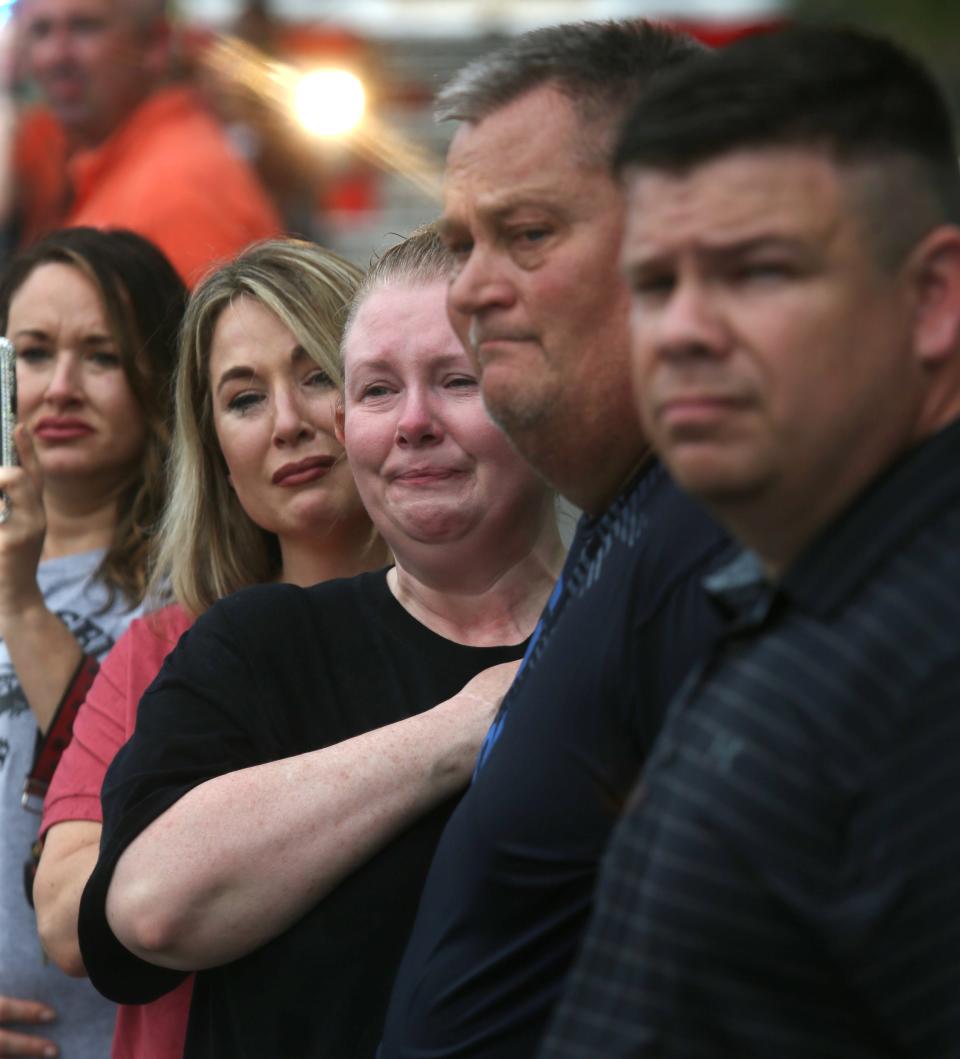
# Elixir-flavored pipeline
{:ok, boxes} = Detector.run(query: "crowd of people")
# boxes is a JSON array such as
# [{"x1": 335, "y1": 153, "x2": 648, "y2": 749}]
[{"x1": 1, "y1": 5, "x2": 959, "y2": 1059}]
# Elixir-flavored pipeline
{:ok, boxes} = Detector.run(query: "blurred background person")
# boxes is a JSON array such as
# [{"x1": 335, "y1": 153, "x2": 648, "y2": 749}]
[
  {"x1": 8, "y1": 0, "x2": 282, "y2": 284},
  {"x1": 0, "y1": 227, "x2": 185, "y2": 1057},
  {"x1": 76, "y1": 227, "x2": 564, "y2": 1058},
  {"x1": 33, "y1": 237, "x2": 389, "y2": 1059}
]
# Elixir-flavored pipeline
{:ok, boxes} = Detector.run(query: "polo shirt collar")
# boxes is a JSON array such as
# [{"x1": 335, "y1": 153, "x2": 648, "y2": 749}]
[
  {"x1": 707, "y1": 416, "x2": 960, "y2": 624},
  {"x1": 67, "y1": 86, "x2": 193, "y2": 202}
]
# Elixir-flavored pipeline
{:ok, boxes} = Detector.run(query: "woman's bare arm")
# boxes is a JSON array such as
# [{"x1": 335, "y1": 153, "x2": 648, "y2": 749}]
[
  {"x1": 106, "y1": 661, "x2": 518, "y2": 970},
  {"x1": 34, "y1": 821, "x2": 102, "y2": 976}
]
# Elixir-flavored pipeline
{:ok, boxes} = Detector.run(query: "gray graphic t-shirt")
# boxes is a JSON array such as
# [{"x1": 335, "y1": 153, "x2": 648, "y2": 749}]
[{"x1": 1, "y1": 549, "x2": 140, "y2": 1056}]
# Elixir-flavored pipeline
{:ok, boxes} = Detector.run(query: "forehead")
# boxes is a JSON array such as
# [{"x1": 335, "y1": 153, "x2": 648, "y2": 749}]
[
  {"x1": 623, "y1": 147, "x2": 851, "y2": 257},
  {"x1": 209, "y1": 296, "x2": 293, "y2": 356},
  {"x1": 443, "y1": 83, "x2": 612, "y2": 223},
  {"x1": 343, "y1": 281, "x2": 462, "y2": 373},
  {"x1": 10, "y1": 261, "x2": 104, "y2": 318}
]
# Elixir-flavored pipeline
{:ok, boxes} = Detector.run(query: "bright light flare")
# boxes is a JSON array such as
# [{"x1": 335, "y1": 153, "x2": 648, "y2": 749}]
[{"x1": 293, "y1": 68, "x2": 366, "y2": 138}]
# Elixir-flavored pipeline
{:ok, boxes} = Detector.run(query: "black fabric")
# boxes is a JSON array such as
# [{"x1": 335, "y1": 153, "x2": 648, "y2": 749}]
[
  {"x1": 542, "y1": 418, "x2": 960, "y2": 1059},
  {"x1": 380, "y1": 464, "x2": 732, "y2": 1058},
  {"x1": 78, "y1": 570, "x2": 529, "y2": 1059}
]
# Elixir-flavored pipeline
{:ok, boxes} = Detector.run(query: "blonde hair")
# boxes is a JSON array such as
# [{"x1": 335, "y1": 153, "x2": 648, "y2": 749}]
[{"x1": 150, "y1": 239, "x2": 364, "y2": 616}]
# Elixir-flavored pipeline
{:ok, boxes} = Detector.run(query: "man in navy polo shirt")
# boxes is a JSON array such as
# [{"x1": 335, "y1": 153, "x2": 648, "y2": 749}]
[
  {"x1": 380, "y1": 21, "x2": 731, "y2": 1058},
  {"x1": 544, "y1": 25, "x2": 960, "y2": 1058}
]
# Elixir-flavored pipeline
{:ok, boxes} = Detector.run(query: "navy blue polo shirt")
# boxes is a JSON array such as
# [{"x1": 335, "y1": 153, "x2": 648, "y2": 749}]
[
  {"x1": 542, "y1": 417, "x2": 960, "y2": 1059},
  {"x1": 380, "y1": 461, "x2": 731, "y2": 1057}
]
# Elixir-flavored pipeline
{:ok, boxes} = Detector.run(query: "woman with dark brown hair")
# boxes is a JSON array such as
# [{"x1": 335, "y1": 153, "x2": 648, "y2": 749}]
[{"x1": 0, "y1": 227, "x2": 186, "y2": 1058}]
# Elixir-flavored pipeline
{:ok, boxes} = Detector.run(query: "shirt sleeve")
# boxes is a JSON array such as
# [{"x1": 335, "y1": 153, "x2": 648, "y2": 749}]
[
  {"x1": 40, "y1": 607, "x2": 194, "y2": 837},
  {"x1": 842, "y1": 659, "x2": 960, "y2": 1056},
  {"x1": 39, "y1": 639, "x2": 127, "y2": 834},
  {"x1": 77, "y1": 595, "x2": 278, "y2": 1005}
]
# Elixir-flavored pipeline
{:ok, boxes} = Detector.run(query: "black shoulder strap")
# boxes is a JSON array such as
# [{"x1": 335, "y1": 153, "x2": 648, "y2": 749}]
[{"x1": 22, "y1": 653, "x2": 100, "y2": 814}]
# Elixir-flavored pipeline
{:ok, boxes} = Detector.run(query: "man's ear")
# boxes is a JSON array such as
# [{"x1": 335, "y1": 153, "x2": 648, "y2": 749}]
[
  {"x1": 909, "y1": 225, "x2": 960, "y2": 365},
  {"x1": 334, "y1": 397, "x2": 346, "y2": 446}
]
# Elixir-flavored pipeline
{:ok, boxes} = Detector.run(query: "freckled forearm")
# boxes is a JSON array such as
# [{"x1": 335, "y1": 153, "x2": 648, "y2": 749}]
[{"x1": 106, "y1": 695, "x2": 490, "y2": 970}]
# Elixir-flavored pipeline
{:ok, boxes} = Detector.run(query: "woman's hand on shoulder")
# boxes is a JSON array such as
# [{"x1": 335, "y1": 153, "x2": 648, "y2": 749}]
[{"x1": 429, "y1": 660, "x2": 521, "y2": 782}]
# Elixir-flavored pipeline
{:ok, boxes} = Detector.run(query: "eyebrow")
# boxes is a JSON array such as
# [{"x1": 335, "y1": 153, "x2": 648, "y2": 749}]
[
  {"x1": 441, "y1": 192, "x2": 565, "y2": 231},
  {"x1": 628, "y1": 235, "x2": 808, "y2": 269},
  {"x1": 215, "y1": 344, "x2": 308, "y2": 395},
  {"x1": 215, "y1": 365, "x2": 256, "y2": 394},
  {"x1": 12, "y1": 328, "x2": 115, "y2": 345},
  {"x1": 704, "y1": 235, "x2": 807, "y2": 259},
  {"x1": 345, "y1": 350, "x2": 468, "y2": 384}
]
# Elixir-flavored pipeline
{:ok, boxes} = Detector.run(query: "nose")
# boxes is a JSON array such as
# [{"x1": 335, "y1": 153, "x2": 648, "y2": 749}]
[
  {"x1": 272, "y1": 386, "x2": 315, "y2": 447},
  {"x1": 395, "y1": 386, "x2": 443, "y2": 448},
  {"x1": 448, "y1": 244, "x2": 516, "y2": 324},
  {"x1": 44, "y1": 353, "x2": 83, "y2": 406},
  {"x1": 645, "y1": 278, "x2": 729, "y2": 363}
]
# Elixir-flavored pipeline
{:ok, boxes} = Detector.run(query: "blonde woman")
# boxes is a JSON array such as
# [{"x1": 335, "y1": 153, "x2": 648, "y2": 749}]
[{"x1": 33, "y1": 239, "x2": 389, "y2": 1059}]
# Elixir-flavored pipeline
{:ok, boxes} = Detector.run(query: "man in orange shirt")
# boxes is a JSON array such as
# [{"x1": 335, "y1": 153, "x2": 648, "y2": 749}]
[{"x1": 14, "y1": 0, "x2": 282, "y2": 284}]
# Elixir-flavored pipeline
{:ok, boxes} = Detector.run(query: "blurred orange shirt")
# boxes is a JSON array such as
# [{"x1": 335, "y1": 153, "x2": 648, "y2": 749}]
[
  {"x1": 12, "y1": 105, "x2": 69, "y2": 248},
  {"x1": 65, "y1": 85, "x2": 282, "y2": 285}
]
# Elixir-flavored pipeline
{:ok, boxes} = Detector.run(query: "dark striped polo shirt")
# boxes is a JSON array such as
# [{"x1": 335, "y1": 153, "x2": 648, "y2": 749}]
[{"x1": 541, "y1": 416, "x2": 960, "y2": 1059}]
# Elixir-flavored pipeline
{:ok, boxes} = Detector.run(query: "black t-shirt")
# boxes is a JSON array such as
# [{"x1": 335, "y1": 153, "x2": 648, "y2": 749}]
[
  {"x1": 78, "y1": 570, "x2": 529, "y2": 1059},
  {"x1": 379, "y1": 464, "x2": 732, "y2": 1058}
]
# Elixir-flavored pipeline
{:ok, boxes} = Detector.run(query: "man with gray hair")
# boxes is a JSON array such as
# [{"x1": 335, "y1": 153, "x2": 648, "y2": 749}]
[{"x1": 379, "y1": 21, "x2": 730, "y2": 1057}]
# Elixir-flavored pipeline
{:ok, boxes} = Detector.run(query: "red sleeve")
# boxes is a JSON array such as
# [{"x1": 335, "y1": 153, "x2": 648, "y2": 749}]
[{"x1": 40, "y1": 604, "x2": 195, "y2": 836}]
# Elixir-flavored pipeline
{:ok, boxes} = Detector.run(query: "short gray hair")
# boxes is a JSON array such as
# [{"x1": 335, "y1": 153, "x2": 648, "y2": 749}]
[{"x1": 436, "y1": 20, "x2": 705, "y2": 147}]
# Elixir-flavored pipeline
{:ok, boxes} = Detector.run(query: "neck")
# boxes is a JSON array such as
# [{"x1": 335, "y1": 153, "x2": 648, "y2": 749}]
[
  {"x1": 388, "y1": 514, "x2": 565, "y2": 647},
  {"x1": 720, "y1": 418, "x2": 941, "y2": 580},
  {"x1": 278, "y1": 525, "x2": 390, "y2": 589},
  {"x1": 42, "y1": 479, "x2": 120, "y2": 560},
  {"x1": 558, "y1": 437, "x2": 652, "y2": 516},
  {"x1": 69, "y1": 86, "x2": 156, "y2": 152},
  {"x1": 587, "y1": 447, "x2": 655, "y2": 515}
]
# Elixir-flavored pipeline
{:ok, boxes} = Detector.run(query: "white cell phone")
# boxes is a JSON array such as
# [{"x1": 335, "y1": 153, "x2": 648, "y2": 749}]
[{"x1": 0, "y1": 337, "x2": 16, "y2": 468}]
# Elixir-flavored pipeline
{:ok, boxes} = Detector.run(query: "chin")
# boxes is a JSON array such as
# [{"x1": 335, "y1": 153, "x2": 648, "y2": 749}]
[
  {"x1": 667, "y1": 452, "x2": 768, "y2": 511},
  {"x1": 480, "y1": 367, "x2": 550, "y2": 434},
  {"x1": 390, "y1": 507, "x2": 473, "y2": 546}
]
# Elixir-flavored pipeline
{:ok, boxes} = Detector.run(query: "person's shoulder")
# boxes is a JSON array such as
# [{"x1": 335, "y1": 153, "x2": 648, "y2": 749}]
[
  {"x1": 141, "y1": 88, "x2": 263, "y2": 173},
  {"x1": 300, "y1": 568, "x2": 393, "y2": 627},
  {"x1": 207, "y1": 571, "x2": 389, "y2": 634},
  {"x1": 129, "y1": 602, "x2": 193, "y2": 644},
  {"x1": 211, "y1": 580, "x2": 311, "y2": 625},
  {"x1": 620, "y1": 463, "x2": 731, "y2": 576},
  {"x1": 37, "y1": 546, "x2": 105, "y2": 586}
]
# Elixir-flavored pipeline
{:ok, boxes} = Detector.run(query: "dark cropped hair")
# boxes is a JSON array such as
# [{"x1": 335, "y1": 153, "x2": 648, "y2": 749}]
[
  {"x1": 0, "y1": 227, "x2": 187, "y2": 607},
  {"x1": 436, "y1": 19, "x2": 704, "y2": 154},
  {"x1": 614, "y1": 25, "x2": 960, "y2": 253}
]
